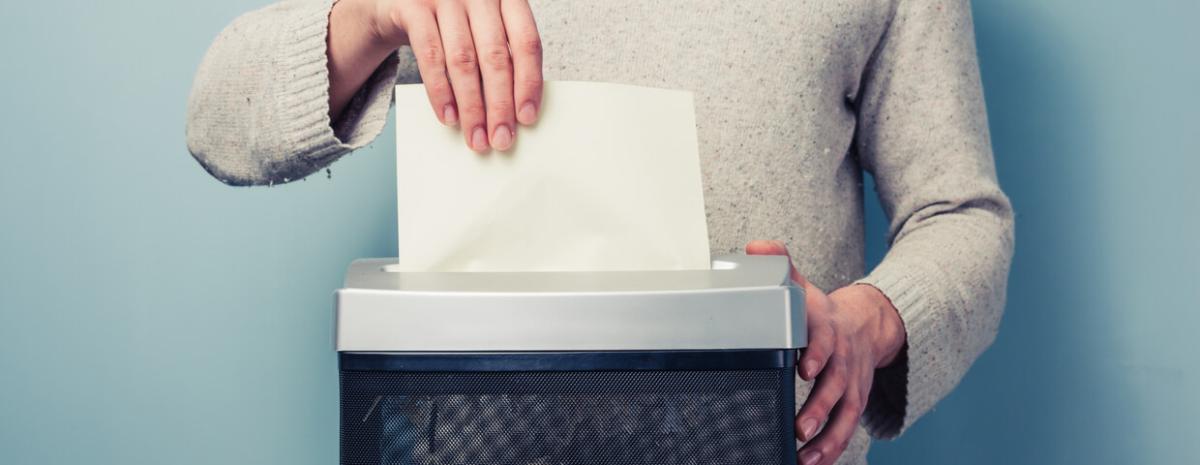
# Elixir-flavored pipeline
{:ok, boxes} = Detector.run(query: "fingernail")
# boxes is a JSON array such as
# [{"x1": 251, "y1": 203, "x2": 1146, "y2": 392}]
[
  {"x1": 517, "y1": 101, "x2": 538, "y2": 125},
  {"x1": 800, "y1": 418, "x2": 818, "y2": 440},
  {"x1": 442, "y1": 105, "x2": 458, "y2": 125},
  {"x1": 804, "y1": 360, "x2": 819, "y2": 378},
  {"x1": 800, "y1": 450, "x2": 822, "y2": 465},
  {"x1": 471, "y1": 126, "x2": 489, "y2": 151},
  {"x1": 492, "y1": 124, "x2": 513, "y2": 150}
]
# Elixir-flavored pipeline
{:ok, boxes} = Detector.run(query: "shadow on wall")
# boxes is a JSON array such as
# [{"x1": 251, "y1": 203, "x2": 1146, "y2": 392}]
[{"x1": 865, "y1": 3, "x2": 1136, "y2": 464}]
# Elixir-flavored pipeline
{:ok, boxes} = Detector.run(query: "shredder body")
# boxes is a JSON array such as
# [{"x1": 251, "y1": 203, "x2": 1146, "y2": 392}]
[{"x1": 335, "y1": 255, "x2": 806, "y2": 465}]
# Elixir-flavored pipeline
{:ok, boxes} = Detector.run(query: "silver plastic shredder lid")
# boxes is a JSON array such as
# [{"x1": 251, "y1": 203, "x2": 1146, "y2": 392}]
[{"x1": 335, "y1": 254, "x2": 805, "y2": 352}]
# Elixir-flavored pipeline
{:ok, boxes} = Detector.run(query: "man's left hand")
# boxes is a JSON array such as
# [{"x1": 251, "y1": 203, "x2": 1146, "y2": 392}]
[{"x1": 745, "y1": 240, "x2": 906, "y2": 465}]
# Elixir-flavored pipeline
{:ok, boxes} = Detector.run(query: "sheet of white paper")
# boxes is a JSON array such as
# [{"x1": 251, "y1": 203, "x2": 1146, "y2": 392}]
[{"x1": 394, "y1": 81, "x2": 711, "y2": 272}]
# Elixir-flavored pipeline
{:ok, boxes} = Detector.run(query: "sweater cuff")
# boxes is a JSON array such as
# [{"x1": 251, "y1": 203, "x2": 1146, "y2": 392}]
[
  {"x1": 855, "y1": 260, "x2": 940, "y2": 439},
  {"x1": 329, "y1": 51, "x2": 401, "y2": 149},
  {"x1": 277, "y1": 0, "x2": 401, "y2": 170}
]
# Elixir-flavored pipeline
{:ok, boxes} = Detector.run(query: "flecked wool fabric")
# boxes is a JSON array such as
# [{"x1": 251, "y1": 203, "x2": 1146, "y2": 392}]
[{"x1": 185, "y1": 0, "x2": 1014, "y2": 463}]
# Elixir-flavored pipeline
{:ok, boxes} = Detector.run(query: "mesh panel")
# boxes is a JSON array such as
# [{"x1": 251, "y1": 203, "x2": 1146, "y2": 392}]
[{"x1": 341, "y1": 369, "x2": 792, "y2": 465}]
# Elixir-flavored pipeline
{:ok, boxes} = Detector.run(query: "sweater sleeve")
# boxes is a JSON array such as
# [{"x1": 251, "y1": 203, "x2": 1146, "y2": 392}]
[
  {"x1": 185, "y1": 0, "x2": 410, "y2": 186},
  {"x1": 853, "y1": 0, "x2": 1015, "y2": 439}
]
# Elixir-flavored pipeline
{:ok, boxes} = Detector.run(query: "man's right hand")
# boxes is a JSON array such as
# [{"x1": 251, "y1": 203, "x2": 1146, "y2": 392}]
[{"x1": 369, "y1": 0, "x2": 543, "y2": 152}]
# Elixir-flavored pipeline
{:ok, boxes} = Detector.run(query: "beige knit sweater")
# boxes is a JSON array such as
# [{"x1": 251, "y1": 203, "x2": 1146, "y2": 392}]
[{"x1": 185, "y1": 0, "x2": 1014, "y2": 463}]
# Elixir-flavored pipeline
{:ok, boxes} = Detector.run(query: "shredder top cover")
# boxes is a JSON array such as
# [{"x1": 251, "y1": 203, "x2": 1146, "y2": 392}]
[
  {"x1": 335, "y1": 254, "x2": 806, "y2": 351},
  {"x1": 343, "y1": 254, "x2": 790, "y2": 292}
]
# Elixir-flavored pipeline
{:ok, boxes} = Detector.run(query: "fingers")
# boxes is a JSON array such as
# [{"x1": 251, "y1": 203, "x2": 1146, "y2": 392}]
[
  {"x1": 402, "y1": 0, "x2": 539, "y2": 151},
  {"x1": 436, "y1": 1, "x2": 489, "y2": 152},
  {"x1": 745, "y1": 239, "x2": 787, "y2": 256},
  {"x1": 795, "y1": 355, "x2": 847, "y2": 442},
  {"x1": 745, "y1": 240, "x2": 808, "y2": 286},
  {"x1": 800, "y1": 317, "x2": 834, "y2": 381},
  {"x1": 744, "y1": 239, "x2": 829, "y2": 380},
  {"x1": 798, "y1": 381, "x2": 867, "y2": 465},
  {"x1": 742, "y1": 237, "x2": 877, "y2": 465},
  {"x1": 465, "y1": 0, "x2": 516, "y2": 150},
  {"x1": 400, "y1": 8, "x2": 458, "y2": 126},
  {"x1": 500, "y1": 0, "x2": 542, "y2": 125}
]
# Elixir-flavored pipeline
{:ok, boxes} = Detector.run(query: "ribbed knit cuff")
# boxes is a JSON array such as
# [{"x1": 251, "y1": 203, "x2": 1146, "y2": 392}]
[
  {"x1": 855, "y1": 260, "x2": 940, "y2": 439},
  {"x1": 330, "y1": 51, "x2": 401, "y2": 149},
  {"x1": 276, "y1": 0, "x2": 401, "y2": 167}
]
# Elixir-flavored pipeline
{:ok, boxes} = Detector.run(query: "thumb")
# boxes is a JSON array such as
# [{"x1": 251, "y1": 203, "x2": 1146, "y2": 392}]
[{"x1": 744, "y1": 240, "x2": 809, "y2": 288}]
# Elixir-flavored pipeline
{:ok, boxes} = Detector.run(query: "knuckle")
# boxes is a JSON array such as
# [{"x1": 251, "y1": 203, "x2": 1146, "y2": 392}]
[
  {"x1": 828, "y1": 358, "x2": 847, "y2": 377},
  {"x1": 518, "y1": 76, "x2": 543, "y2": 92},
  {"x1": 459, "y1": 101, "x2": 486, "y2": 120},
  {"x1": 831, "y1": 373, "x2": 849, "y2": 391},
  {"x1": 843, "y1": 397, "x2": 864, "y2": 415},
  {"x1": 515, "y1": 35, "x2": 542, "y2": 56},
  {"x1": 802, "y1": 347, "x2": 825, "y2": 364},
  {"x1": 481, "y1": 47, "x2": 511, "y2": 71},
  {"x1": 489, "y1": 100, "x2": 515, "y2": 116},
  {"x1": 812, "y1": 406, "x2": 832, "y2": 420},
  {"x1": 448, "y1": 48, "x2": 478, "y2": 71},
  {"x1": 426, "y1": 80, "x2": 453, "y2": 98},
  {"x1": 835, "y1": 348, "x2": 854, "y2": 365},
  {"x1": 417, "y1": 43, "x2": 445, "y2": 66},
  {"x1": 810, "y1": 396, "x2": 834, "y2": 415},
  {"x1": 833, "y1": 437, "x2": 851, "y2": 455}
]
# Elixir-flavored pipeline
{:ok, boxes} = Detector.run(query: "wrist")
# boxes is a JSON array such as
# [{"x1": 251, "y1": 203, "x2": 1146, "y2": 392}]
[
  {"x1": 865, "y1": 284, "x2": 906, "y2": 368},
  {"x1": 338, "y1": 0, "x2": 404, "y2": 49},
  {"x1": 843, "y1": 284, "x2": 906, "y2": 368}
]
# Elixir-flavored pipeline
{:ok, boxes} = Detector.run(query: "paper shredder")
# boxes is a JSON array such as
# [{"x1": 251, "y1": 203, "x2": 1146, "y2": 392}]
[{"x1": 335, "y1": 254, "x2": 806, "y2": 465}]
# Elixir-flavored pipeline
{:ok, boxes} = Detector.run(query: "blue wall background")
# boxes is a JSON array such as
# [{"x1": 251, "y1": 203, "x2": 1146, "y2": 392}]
[{"x1": 1, "y1": 1, "x2": 1196, "y2": 463}]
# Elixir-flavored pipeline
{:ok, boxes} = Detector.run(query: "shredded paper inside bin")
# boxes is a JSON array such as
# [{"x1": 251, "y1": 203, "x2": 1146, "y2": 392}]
[{"x1": 341, "y1": 369, "x2": 793, "y2": 465}]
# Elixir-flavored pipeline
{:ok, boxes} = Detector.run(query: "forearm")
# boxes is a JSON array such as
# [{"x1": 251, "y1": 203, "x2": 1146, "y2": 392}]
[
  {"x1": 849, "y1": 0, "x2": 1014, "y2": 438},
  {"x1": 328, "y1": 0, "x2": 398, "y2": 120},
  {"x1": 856, "y1": 202, "x2": 1013, "y2": 437},
  {"x1": 186, "y1": 0, "x2": 401, "y2": 186}
]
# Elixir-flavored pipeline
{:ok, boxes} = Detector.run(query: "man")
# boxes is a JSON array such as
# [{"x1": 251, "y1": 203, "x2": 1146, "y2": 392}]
[{"x1": 186, "y1": 1, "x2": 1014, "y2": 463}]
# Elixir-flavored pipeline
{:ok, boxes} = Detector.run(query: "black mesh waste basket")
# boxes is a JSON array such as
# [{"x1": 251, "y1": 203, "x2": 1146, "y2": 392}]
[{"x1": 335, "y1": 255, "x2": 805, "y2": 465}]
